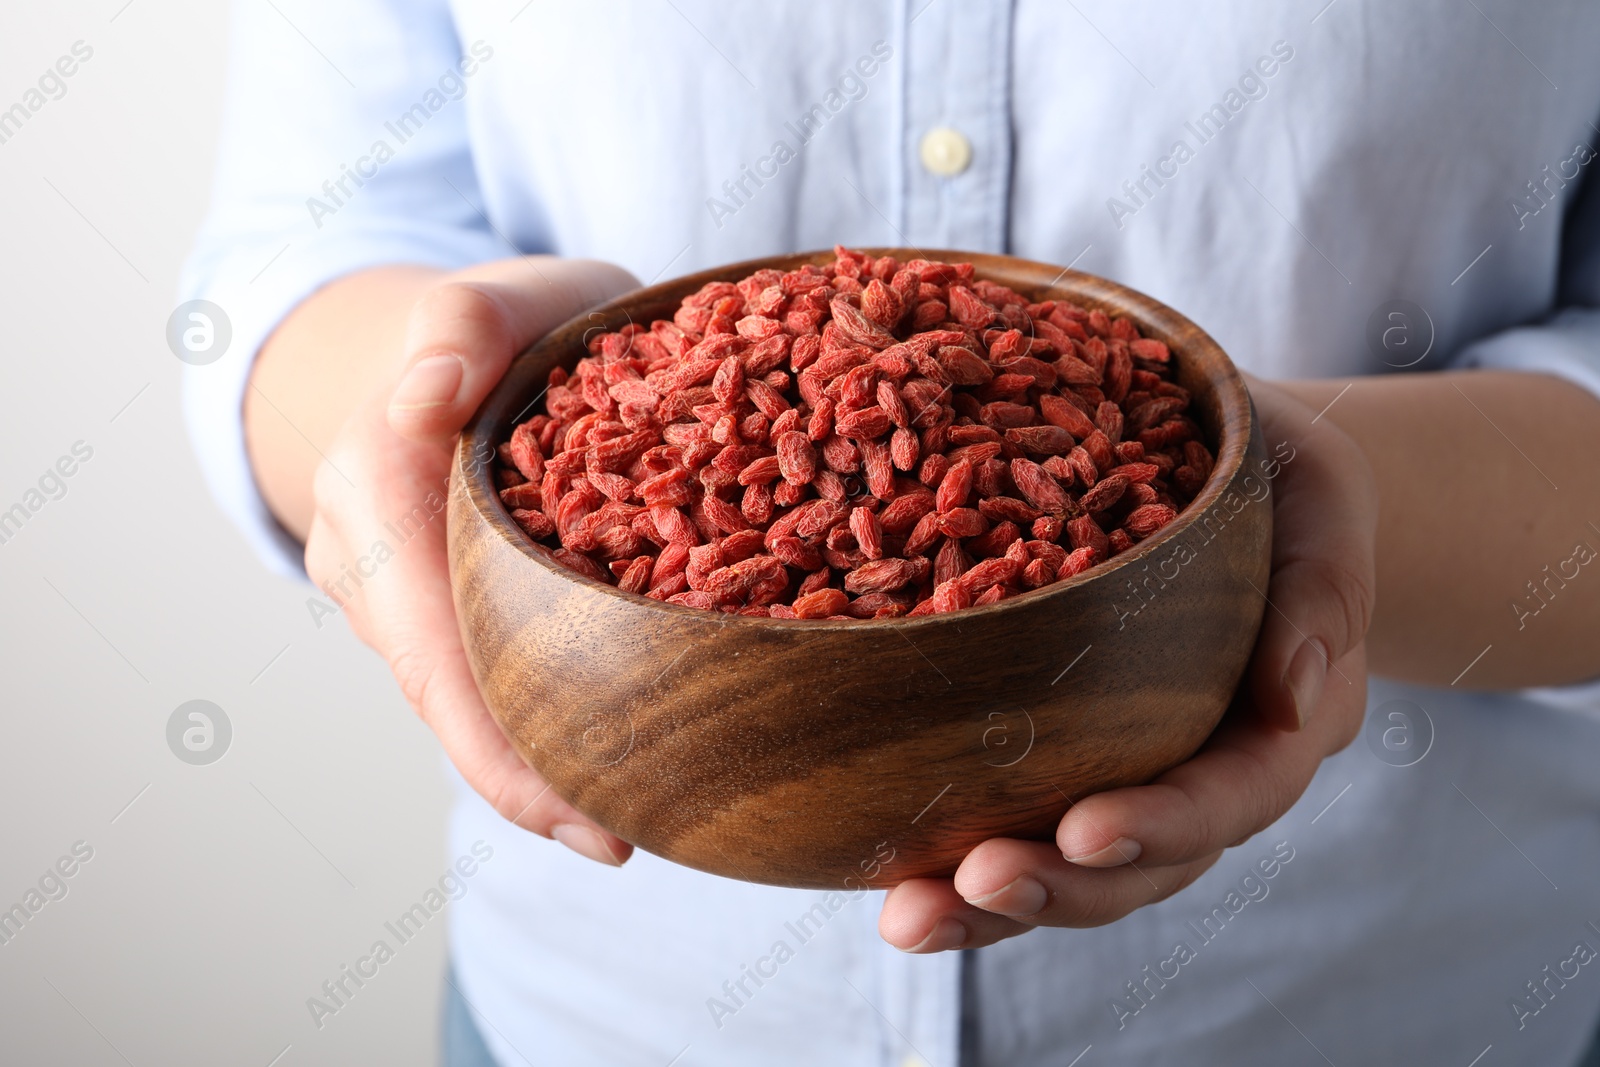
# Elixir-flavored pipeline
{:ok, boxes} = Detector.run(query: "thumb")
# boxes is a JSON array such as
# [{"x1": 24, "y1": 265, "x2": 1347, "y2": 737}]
[
  {"x1": 1245, "y1": 377, "x2": 1378, "y2": 730},
  {"x1": 387, "y1": 257, "x2": 640, "y2": 444}
]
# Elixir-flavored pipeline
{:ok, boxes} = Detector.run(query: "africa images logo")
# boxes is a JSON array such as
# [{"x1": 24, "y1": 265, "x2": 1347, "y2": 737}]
[{"x1": 305, "y1": 42, "x2": 494, "y2": 230}]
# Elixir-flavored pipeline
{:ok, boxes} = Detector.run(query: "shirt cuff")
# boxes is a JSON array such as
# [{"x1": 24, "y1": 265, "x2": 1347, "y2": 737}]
[{"x1": 1448, "y1": 305, "x2": 1600, "y2": 408}]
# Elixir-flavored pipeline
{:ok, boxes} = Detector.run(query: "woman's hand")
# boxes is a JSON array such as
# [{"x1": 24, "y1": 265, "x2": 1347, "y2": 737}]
[
  {"x1": 299, "y1": 257, "x2": 641, "y2": 866},
  {"x1": 877, "y1": 376, "x2": 1379, "y2": 951}
]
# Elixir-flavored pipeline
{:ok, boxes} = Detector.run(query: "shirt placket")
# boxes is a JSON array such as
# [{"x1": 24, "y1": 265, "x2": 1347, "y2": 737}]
[
  {"x1": 868, "y1": 917, "x2": 964, "y2": 1067},
  {"x1": 898, "y1": 0, "x2": 1014, "y2": 253},
  {"x1": 867, "y1": 11, "x2": 1014, "y2": 1064}
]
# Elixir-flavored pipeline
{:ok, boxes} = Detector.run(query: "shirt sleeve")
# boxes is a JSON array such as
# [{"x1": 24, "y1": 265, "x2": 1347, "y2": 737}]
[
  {"x1": 1448, "y1": 306, "x2": 1600, "y2": 403},
  {"x1": 178, "y1": 0, "x2": 506, "y2": 579},
  {"x1": 1446, "y1": 156, "x2": 1600, "y2": 705},
  {"x1": 1449, "y1": 142, "x2": 1600, "y2": 391}
]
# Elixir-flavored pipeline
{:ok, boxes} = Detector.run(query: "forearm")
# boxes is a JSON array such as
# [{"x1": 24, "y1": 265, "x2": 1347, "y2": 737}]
[
  {"x1": 245, "y1": 266, "x2": 446, "y2": 540},
  {"x1": 1280, "y1": 371, "x2": 1600, "y2": 689}
]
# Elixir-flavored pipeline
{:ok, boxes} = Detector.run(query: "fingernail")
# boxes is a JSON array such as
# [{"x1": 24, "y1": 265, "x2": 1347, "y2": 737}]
[
  {"x1": 551, "y1": 823, "x2": 624, "y2": 866},
  {"x1": 1285, "y1": 638, "x2": 1329, "y2": 728},
  {"x1": 965, "y1": 875, "x2": 1047, "y2": 917},
  {"x1": 1064, "y1": 837, "x2": 1142, "y2": 868},
  {"x1": 390, "y1": 354, "x2": 464, "y2": 411},
  {"x1": 905, "y1": 917, "x2": 967, "y2": 953}
]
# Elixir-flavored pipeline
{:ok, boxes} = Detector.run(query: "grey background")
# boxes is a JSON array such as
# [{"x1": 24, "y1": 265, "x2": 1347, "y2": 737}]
[{"x1": 1, "y1": 4, "x2": 452, "y2": 1064}]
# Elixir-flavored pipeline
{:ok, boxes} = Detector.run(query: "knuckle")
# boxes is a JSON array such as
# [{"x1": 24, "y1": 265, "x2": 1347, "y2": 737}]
[
  {"x1": 411, "y1": 281, "x2": 510, "y2": 355},
  {"x1": 1150, "y1": 854, "x2": 1220, "y2": 905},
  {"x1": 1157, "y1": 802, "x2": 1204, "y2": 861},
  {"x1": 1234, "y1": 746, "x2": 1293, "y2": 837},
  {"x1": 1326, "y1": 670, "x2": 1369, "y2": 751},
  {"x1": 1285, "y1": 558, "x2": 1375, "y2": 654},
  {"x1": 1318, "y1": 559, "x2": 1376, "y2": 650},
  {"x1": 387, "y1": 646, "x2": 439, "y2": 720},
  {"x1": 488, "y1": 778, "x2": 554, "y2": 836},
  {"x1": 1046, "y1": 880, "x2": 1125, "y2": 928},
  {"x1": 1160, "y1": 782, "x2": 1227, "y2": 862},
  {"x1": 1188, "y1": 744, "x2": 1281, "y2": 848},
  {"x1": 489, "y1": 787, "x2": 530, "y2": 828},
  {"x1": 310, "y1": 456, "x2": 352, "y2": 514},
  {"x1": 303, "y1": 539, "x2": 335, "y2": 591},
  {"x1": 311, "y1": 439, "x2": 381, "y2": 524}
]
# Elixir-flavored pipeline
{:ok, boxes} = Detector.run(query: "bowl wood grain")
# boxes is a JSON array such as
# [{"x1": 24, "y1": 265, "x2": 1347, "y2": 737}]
[{"x1": 448, "y1": 249, "x2": 1271, "y2": 890}]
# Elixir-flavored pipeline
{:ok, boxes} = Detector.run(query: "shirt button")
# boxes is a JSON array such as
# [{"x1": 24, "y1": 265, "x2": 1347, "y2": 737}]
[
  {"x1": 898, "y1": 1057, "x2": 931, "y2": 1067},
  {"x1": 918, "y1": 127, "x2": 972, "y2": 177}
]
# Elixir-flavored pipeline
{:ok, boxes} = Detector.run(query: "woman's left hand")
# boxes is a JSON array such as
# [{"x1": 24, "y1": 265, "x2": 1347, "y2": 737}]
[{"x1": 877, "y1": 376, "x2": 1378, "y2": 952}]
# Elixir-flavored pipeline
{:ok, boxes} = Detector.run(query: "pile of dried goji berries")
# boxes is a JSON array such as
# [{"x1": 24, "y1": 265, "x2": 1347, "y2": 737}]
[{"x1": 494, "y1": 246, "x2": 1213, "y2": 620}]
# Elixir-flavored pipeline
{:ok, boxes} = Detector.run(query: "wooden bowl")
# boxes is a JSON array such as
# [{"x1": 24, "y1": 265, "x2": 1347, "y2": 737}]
[{"x1": 448, "y1": 249, "x2": 1271, "y2": 890}]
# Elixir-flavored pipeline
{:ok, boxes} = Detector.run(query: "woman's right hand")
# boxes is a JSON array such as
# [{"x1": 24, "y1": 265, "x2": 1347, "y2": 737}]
[{"x1": 302, "y1": 256, "x2": 641, "y2": 866}]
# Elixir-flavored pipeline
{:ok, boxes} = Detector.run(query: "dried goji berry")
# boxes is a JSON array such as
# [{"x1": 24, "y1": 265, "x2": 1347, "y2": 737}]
[{"x1": 498, "y1": 248, "x2": 1211, "y2": 618}]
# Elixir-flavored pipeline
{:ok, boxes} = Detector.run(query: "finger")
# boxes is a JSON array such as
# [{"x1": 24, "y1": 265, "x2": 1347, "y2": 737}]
[
  {"x1": 953, "y1": 839, "x2": 1221, "y2": 934},
  {"x1": 302, "y1": 508, "x2": 338, "y2": 600},
  {"x1": 1057, "y1": 646, "x2": 1367, "y2": 868},
  {"x1": 878, "y1": 878, "x2": 1030, "y2": 952},
  {"x1": 377, "y1": 533, "x2": 634, "y2": 866},
  {"x1": 1246, "y1": 377, "x2": 1378, "y2": 728},
  {"x1": 403, "y1": 644, "x2": 633, "y2": 863},
  {"x1": 314, "y1": 407, "x2": 633, "y2": 867},
  {"x1": 303, "y1": 510, "x2": 369, "y2": 647},
  {"x1": 388, "y1": 257, "x2": 640, "y2": 443},
  {"x1": 401, "y1": 636, "x2": 635, "y2": 867}
]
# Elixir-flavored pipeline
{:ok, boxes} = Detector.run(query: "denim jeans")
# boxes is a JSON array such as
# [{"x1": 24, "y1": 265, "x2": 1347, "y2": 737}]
[{"x1": 441, "y1": 966, "x2": 501, "y2": 1067}]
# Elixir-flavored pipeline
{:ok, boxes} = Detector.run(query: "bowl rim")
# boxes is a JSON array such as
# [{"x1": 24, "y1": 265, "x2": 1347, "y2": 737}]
[{"x1": 455, "y1": 247, "x2": 1255, "y2": 630}]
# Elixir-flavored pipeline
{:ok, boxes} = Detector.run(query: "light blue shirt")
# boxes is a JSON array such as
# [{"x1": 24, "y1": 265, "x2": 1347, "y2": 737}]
[{"x1": 182, "y1": 2, "x2": 1600, "y2": 1063}]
